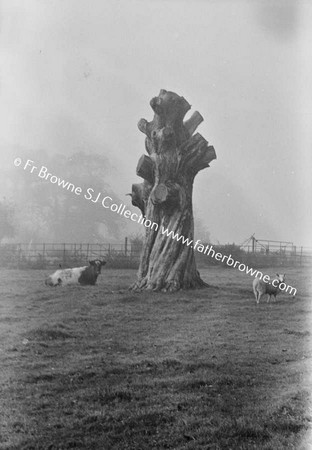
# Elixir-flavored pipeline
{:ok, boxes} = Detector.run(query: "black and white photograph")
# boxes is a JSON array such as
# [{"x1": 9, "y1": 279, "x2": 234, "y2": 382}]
[{"x1": 0, "y1": 1, "x2": 311, "y2": 448}]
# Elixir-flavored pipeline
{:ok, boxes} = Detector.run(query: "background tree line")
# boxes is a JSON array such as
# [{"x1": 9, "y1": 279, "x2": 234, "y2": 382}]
[
  {"x1": 0, "y1": 151, "x2": 123, "y2": 244},
  {"x1": 0, "y1": 149, "x2": 211, "y2": 246}
]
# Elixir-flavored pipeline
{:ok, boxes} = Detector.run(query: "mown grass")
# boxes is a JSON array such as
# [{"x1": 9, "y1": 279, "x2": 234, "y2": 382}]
[{"x1": 0, "y1": 266, "x2": 311, "y2": 449}]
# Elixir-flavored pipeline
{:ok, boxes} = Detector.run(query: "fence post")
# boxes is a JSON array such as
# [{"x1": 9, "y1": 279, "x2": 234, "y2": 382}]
[
  {"x1": 125, "y1": 237, "x2": 128, "y2": 256},
  {"x1": 292, "y1": 245, "x2": 296, "y2": 266},
  {"x1": 43, "y1": 243, "x2": 45, "y2": 266},
  {"x1": 18, "y1": 243, "x2": 22, "y2": 267},
  {"x1": 63, "y1": 243, "x2": 66, "y2": 265}
]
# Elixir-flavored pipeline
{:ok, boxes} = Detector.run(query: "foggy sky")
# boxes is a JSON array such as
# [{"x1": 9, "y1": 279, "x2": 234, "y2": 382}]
[{"x1": 1, "y1": 0, "x2": 311, "y2": 246}]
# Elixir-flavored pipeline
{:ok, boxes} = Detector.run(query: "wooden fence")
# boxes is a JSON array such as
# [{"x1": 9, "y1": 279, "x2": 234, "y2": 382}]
[
  {"x1": 0, "y1": 239, "x2": 311, "y2": 268},
  {"x1": 0, "y1": 238, "x2": 141, "y2": 268},
  {"x1": 241, "y1": 237, "x2": 312, "y2": 267}
]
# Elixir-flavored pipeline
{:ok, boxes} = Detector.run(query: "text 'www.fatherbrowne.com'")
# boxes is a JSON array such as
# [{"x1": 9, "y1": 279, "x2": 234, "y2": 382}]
[{"x1": 161, "y1": 227, "x2": 297, "y2": 296}]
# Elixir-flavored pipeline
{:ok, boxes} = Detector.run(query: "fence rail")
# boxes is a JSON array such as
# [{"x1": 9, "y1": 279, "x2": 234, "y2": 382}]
[
  {"x1": 0, "y1": 239, "x2": 142, "y2": 268},
  {"x1": 0, "y1": 239, "x2": 311, "y2": 269},
  {"x1": 241, "y1": 237, "x2": 312, "y2": 266}
]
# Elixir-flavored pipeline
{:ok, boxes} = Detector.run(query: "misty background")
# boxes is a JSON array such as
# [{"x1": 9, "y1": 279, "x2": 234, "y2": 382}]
[{"x1": 0, "y1": 0, "x2": 311, "y2": 246}]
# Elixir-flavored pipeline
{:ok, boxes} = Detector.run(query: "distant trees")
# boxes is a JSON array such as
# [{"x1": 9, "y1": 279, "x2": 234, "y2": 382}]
[
  {"x1": 194, "y1": 214, "x2": 211, "y2": 244},
  {"x1": 0, "y1": 199, "x2": 16, "y2": 242},
  {"x1": 130, "y1": 233, "x2": 144, "y2": 254},
  {"x1": 10, "y1": 151, "x2": 122, "y2": 243}
]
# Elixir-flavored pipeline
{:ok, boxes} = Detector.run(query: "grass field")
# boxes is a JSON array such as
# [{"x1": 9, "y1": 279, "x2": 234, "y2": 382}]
[{"x1": 0, "y1": 266, "x2": 311, "y2": 449}]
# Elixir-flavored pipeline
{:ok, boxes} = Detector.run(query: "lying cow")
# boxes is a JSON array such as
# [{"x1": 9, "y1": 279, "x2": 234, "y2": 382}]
[{"x1": 45, "y1": 259, "x2": 106, "y2": 286}]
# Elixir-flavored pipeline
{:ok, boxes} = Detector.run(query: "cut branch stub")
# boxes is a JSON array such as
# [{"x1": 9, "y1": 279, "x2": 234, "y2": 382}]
[
  {"x1": 150, "y1": 182, "x2": 180, "y2": 207},
  {"x1": 180, "y1": 133, "x2": 207, "y2": 155},
  {"x1": 181, "y1": 143, "x2": 216, "y2": 176},
  {"x1": 207, "y1": 145, "x2": 216, "y2": 163},
  {"x1": 136, "y1": 154, "x2": 154, "y2": 184},
  {"x1": 190, "y1": 145, "x2": 216, "y2": 174},
  {"x1": 129, "y1": 182, "x2": 152, "y2": 215},
  {"x1": 138, "y1": 118, "x2": 148, "y2": 135},
  {"x1": 150, "y1": 96, "x2": 163, "y2": 115},
  {"x1": 183, "y1": 111, "x2": 204, "y2": 136},
  {"x1": 151, "y1": 184, "x2": 168, "y2": 205}
]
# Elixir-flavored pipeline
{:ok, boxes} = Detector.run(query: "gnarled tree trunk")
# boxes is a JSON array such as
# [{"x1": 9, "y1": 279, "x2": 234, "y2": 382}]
[{"x1": 130, "y1": 89, "x2": 216, "y2": 292}]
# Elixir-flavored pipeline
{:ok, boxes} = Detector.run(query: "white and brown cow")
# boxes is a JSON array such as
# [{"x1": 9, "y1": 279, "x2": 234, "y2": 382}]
[{"x1": 45, "y1": 259, "x2": 106, "y2": 286}]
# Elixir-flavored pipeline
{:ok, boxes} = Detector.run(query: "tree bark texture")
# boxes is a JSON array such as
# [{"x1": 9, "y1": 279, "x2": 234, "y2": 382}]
[{"x1": 130, "y1": 89, "x2": 216, "y2": 292}]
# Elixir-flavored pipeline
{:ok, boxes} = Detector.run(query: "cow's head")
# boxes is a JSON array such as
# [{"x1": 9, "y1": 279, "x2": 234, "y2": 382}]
[
  {"x1": 45, "y1": 275, "x2": 62, "y2": 287},
  {"x1": 89, "y1": 259, "x2": 106, "y2": 275}
]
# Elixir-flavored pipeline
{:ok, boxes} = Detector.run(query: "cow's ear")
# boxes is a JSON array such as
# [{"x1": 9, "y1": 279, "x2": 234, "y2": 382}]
[
  {"x1": 89, "y1": 260, "x2": 95, "y2": 265},
  {"x1": 101, "y1": 260, "x2": 107, "y2": 266}
]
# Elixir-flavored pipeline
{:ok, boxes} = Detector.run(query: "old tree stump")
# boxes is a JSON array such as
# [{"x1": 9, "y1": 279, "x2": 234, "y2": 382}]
[{"x1": 130, "y1": 89, "x2": 216, "y2": 292}]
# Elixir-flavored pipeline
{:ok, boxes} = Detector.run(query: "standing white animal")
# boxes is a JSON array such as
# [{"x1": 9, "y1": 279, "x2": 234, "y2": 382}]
[{"x1": 252, "y1": 273, "x2": 285, "y2": 304}]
